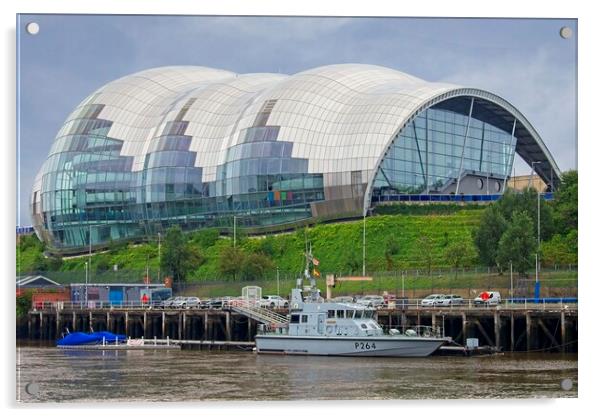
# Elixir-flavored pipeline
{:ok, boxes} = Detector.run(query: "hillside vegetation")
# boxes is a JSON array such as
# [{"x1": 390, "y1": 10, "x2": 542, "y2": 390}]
[{"x1": 17, "y1": 207, "x2": 483, "y2": 281}]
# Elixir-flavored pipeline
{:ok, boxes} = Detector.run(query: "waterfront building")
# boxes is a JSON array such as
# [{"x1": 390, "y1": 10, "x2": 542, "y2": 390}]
[{"x1": 31, "y1": 64, "x2": 560, "y2": 253}]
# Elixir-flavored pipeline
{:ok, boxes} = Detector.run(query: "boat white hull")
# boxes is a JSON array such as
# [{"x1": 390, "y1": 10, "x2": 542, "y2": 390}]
[{"x1": 255, "y1": 335, "x2": 448, "y2": 357}]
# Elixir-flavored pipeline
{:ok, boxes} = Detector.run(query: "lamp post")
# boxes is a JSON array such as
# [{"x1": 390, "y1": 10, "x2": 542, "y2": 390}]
[
  {"x1": 233, "y1": 216, "x2": 237, "y2": 247},
  {"x1": 531, "y1": 161, "x2": 542, "y2": 284},
  {"x1": 84, "y1": 261, "x2": 88, "y2": 306},
  {"x1": 362, "y1": 213, "x2": 366, "y2": 277},
  {"x1": 157, "y1": 232, "x2": 161, "y2": 284},
  {"x1": 277, "y1": 267, "x2": 280, "y2": 297},
  {"x1": 87, "y1": 225, "x2": 94, "y2": 307}
]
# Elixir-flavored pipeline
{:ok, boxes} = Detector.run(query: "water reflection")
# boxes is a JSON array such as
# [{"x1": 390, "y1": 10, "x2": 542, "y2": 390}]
[{"x1": 16, "y1": 343, "x2": 577, "y2": 402}]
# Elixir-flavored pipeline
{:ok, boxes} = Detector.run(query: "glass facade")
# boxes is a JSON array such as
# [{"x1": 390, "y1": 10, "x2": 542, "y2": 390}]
[
  {"x1": 372, "y1": 99, "x2": 517, "y2": 197},
  {"x1": 31, "y1": 65, "x2": 554, "y2": 253},
  {"x1": 32, "y1": 101, "x2": 326, "y2": 250}
]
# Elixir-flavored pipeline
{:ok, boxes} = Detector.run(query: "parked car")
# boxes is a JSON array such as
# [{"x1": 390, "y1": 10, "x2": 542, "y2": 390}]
[
  {"x1": 259, "y1": 295, "x2": 289, "y2": 308},
  {"x1": 437, "y1": 294, "x2": 464, "y2": 306},
  {"x1": 473, "y1": 291, "x2": 502, "y2": 306},
  {"x1": 207, "y1": 297, "x2": 230, "y2": 309},
  {"x1": 420, "y1": 294, "x2": 446, "y2": 307},
  {"x1": 332, "y1": 296, "x2": 355, "y2": 304},
  {"x1": 160, "y1": 296, "x2": 183, "y2": 309},
  {"x1": 171, "y1": 297, "x2": 188, "y2": 309},
  {"x1": 356, "y1": 295, "x2": 386, "y2": 308},
  {"x1": 183, "y1": 297, "x2": 201, "y2": 309}
]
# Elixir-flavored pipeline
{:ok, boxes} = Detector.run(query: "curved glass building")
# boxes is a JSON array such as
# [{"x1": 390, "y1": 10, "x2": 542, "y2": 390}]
[{"x1": 31, "y1": 64, "x2": 561, "y2": 253}]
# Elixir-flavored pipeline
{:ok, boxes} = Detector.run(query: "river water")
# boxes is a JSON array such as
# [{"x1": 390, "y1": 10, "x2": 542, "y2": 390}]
[{"x1": 16, "y1": 343, "x2": 577, "y2": 402}]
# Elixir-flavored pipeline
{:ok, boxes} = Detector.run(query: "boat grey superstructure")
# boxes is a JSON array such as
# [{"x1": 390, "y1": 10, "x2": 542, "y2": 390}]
[{"x1": 255, "y1": 250, "x2": 450, "y2": 357}]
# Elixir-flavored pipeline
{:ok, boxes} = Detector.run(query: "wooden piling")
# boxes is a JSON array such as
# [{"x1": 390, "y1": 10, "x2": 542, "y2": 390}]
[
  {"x1": 161, "y1": 311, "x2": 166, "y2": 339},
  {"x1": 510, "y1": 314, "x2": 515, "y2": 352},
  {"x1": 143, "y1": 312, "x2": 148, "y2": 338},
  {"x1": 72, "y1": 311, "x2": 76, "y2": 332},
  {"x1": 494, "y1": 312, "x2": 501, "y2": 351},
  {"x1": 462, "y1": 313, "x2": 468, "y2": 346},
  {"x1": 247, "y1": 316, "x2": 252, "y2": 341},
  {"x1": 176, "y1": 313, "x2": 182, "y2": 340},
  {"x1": 56, "y1": 310, "x2": 61, "y2": 339},
  {"x1": 204, "y1": 311, "x2": 209, "y2": 340},
  {"x1": 225, "y1": 311, "x2": 231, "y2": 341},
  {"x1": 526, "y1": 313, "x2": 532, "y2": 352},
  {"x1": 561, "y1": 311, "x2": 567, "y2": 353},
  {"x1": 125, "y1": 311, "x2": 129, "y2": 336}
]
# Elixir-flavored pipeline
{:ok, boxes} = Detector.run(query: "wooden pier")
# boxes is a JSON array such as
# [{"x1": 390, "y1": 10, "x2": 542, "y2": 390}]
[{"x1": 25, "y1": 305, "x2": 578, "y2": 353}]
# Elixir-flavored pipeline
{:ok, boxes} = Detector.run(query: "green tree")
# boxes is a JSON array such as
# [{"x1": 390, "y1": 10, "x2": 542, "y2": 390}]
[
  {"x1": 416, "y1": 235, "x2": 435, "y2": 276},
  {"x1": 473, "y1": 205, "x2": 507, "y2": 269},
  {"x1": 241, "y1": 252, "x2": 274, "y2": 280},
  {"x1": 218, "y1": 246, "x2": 245, "y2": 279},
  {"x1": 496, "y1": 211, "x2": 537, "y2": 276},
  {"x1": 160, "y1": 226, "x2": 196, "y2": 286},
  {"x1": 552, "y1": 170, "x2": 578, "y2": 235},
  {"x1": 498, "y1": 188, "x2": 553, "y2": 241},
  {"x1": 190, "y1": 228, "x2": 220, "y2": 248},
  {"x1": 444, "y1": 237, "x2": 477, "y2": 278},
  {"x1": 95, "y1": 256, "x2": 111, "y2": 273},
  {"x1": 16, "y1": 292, "x2": 32, "y2": 318},
  {"x1": 541, "y1": 233, "x2": 578, "y2": 266},
  {"x1": 257, "y1": 236, "x2": 277, "y2": 257},
  {"x1": 384, "y1": 236, "x2": 400, "y2": 271},
  {"x1": 344, "y1": 249, "x2": 362, "y2": 275}
]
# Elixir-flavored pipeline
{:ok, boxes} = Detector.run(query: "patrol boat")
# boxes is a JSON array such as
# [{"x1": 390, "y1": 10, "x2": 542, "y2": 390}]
[{"x1": 255, "y1": 252, "x2": 450, "y2": 357}]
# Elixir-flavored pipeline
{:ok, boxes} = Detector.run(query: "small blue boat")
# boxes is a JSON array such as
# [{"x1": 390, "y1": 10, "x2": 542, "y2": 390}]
[{"x1": 57, "y1": 331, "x2": 126, "y2": 346}]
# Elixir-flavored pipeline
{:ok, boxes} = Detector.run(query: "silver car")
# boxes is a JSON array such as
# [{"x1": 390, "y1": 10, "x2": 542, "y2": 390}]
[
  {"x1": 356, "y1": 295, "x2": 385, "y2": 308},
  {"x1": 420, "y1": 294, "x2": 446, "y2": 307},
  {"x1": 436, "y1": 294, "x2": 464, "y2": 306},
  {"x1": 183, "y1": 297, "x2": 201, "y2": 309}
]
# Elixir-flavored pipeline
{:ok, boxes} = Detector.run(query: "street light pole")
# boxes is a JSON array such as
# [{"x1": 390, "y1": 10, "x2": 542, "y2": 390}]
[
  {"x1": 277, "y1": 267, "x2": 280, "y2": 297},
  {"x1": 531, "y1": 161, "x2": 542, "y2": 284},
  {"x1": 362, "y1": 213, "x2": 366, "y2": 277},
  {"x1": 88, "y1": 225, "x2": 92, "y2": 306},
  {"x1": 510, "y1": 261, "x2": 513, "y2": 298},
  {"x1": 158, "y1": 232, "x2": 161, "y2": 284},
  {"x1": 233, "y1": 216, "x2": 237, "y2": 247},
  {"x1": 537, "y1": 189, "x2": 541, "y2": 283},
  {"x1": 84, "y1": 261, "x2": 88, "y2": 306}
]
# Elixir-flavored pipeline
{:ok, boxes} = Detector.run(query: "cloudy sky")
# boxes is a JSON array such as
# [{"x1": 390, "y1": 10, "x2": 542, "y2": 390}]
[{"x1": 16, "y1": 14, "x2": 577, "y2": 226}]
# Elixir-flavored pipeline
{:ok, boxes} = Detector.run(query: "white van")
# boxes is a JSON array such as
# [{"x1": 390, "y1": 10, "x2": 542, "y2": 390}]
[{"x1": 473, "y1": 291, "x2": 501, "y2": 306}]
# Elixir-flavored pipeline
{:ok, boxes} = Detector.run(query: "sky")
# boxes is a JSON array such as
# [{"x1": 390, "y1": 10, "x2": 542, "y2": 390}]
[{"x1": 16, "y1": 14, "x2": 577, "y2": 226}]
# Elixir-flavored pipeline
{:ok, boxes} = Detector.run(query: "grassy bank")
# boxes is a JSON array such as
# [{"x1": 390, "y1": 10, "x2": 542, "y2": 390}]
[{"x1": 18, "y1": 208, "x2": 485, "y2": 280}]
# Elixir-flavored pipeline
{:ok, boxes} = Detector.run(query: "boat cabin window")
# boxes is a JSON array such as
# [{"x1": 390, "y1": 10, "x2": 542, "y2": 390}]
[
  {"x1": 290, "y1": 314, "x2": 300, "y2": 323},
  {"x1": 328, "y1": 310, "x2": 335, "y2": 318},
  {"x1": 361, "y1": 323, "x2": 368, "y2": 329},
  {"x1": 337, "y1": 310, "x2": 345, "y2": 318},
  {"x1": 301, "y1": 315, "x2": 308, "y2": 323},
  {"x1": 345, "y1": 310, "x2": 354, "y2": 318}
]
